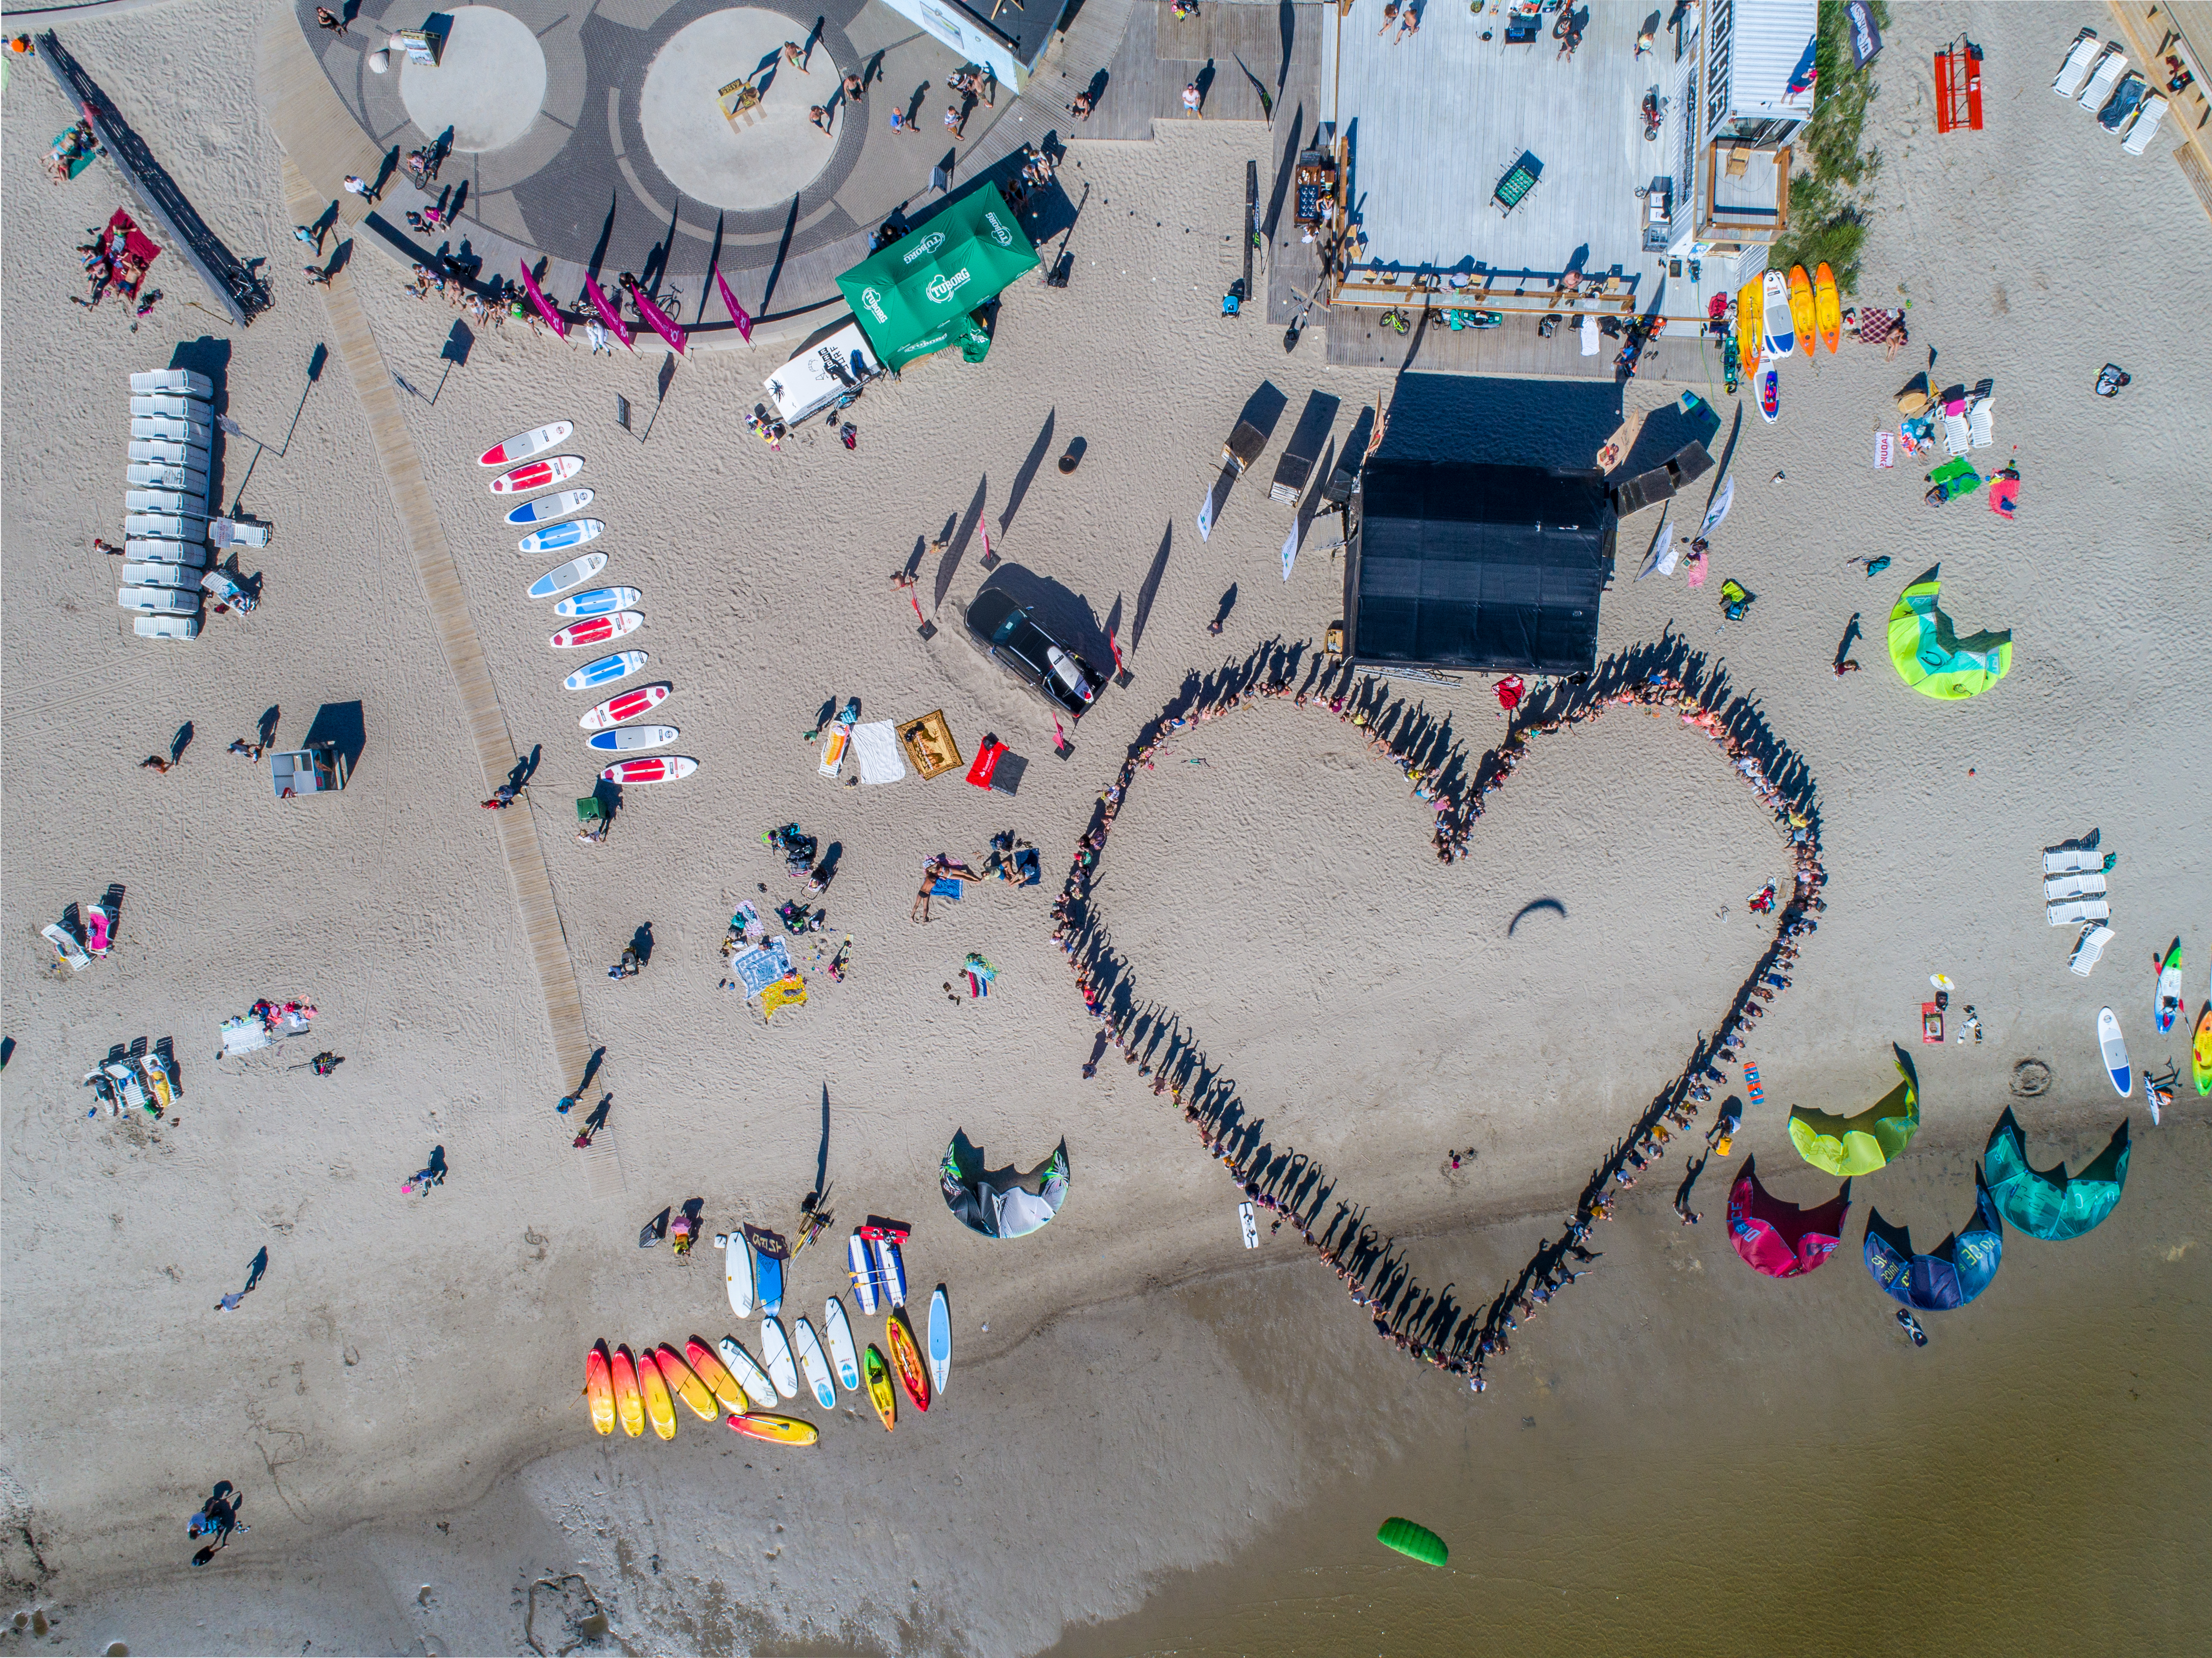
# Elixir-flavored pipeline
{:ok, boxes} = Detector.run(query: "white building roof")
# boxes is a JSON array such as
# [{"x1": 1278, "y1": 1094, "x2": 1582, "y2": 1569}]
[{"x1": 1726, "y1": 0, "x2": 1819, "y2": 123}]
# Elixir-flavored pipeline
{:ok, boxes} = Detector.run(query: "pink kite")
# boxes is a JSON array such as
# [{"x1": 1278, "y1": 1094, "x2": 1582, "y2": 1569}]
[
  {"x1": 517, "y1": 261, "x2": 567, "y2": 338},
  {"x1": 584, "y1": 275, "x2": 635, "y2": 351},
  {"x1": 1727, "y1": 1160, "x2": 1851, "y2": 1279},
  {"x1": 715, "y1": 265, "x2": 753, "y2": 343},
  {"x1": 630, "y1": 285, "x2": 688, "y2": 355}
]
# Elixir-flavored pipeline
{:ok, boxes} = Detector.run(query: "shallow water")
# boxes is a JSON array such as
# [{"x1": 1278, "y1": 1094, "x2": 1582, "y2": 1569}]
[{"x1": 1052, "y1": 1125, "x2": 2212, "y2": 1658}]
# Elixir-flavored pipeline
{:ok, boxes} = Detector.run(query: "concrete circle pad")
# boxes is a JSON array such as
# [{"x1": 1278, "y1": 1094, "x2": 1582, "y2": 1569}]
[
  {"x1": 640, "y1": 9, "x2": 839, "y2": 214},
  {"x1": 400, "y1": 6, "x2": 549, "y2": 154}
]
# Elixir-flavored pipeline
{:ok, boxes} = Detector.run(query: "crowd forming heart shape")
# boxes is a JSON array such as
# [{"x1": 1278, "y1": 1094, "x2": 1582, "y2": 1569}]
[{"x1": 1047, "y1": 636, "x2": 1830, "y2": 1392}]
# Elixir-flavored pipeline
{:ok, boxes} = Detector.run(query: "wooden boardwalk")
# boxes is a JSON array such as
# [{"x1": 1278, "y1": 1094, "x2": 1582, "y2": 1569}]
[{"x1": 278, "y1": 150, "x2": 617, "y2": 1194}]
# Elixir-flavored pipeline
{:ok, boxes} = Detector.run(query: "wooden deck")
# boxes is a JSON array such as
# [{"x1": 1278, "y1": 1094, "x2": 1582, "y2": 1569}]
[
  {"x1": 278, "y1": 152, "x2": 616, "y2": 1193},
  {"x1": 1036, "y1": 0, "x2": 1298, "y2": 138}
]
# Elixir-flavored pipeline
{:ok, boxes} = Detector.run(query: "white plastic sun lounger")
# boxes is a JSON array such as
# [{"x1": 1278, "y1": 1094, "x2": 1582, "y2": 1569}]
[
  {"x1": 129, "y1": 437, "x2": 210, "y2": 468},
  {"x1": 2048, "y1": 898, "x2": 2112, "y2": 927},
  {"x1": 131, "y1": 368, "x2": 214, "y2": 399},
  {"x1": 124, "y1": 512, "x2": 210, "y2": 539},
  {"x1": 2043, "y1": 846, "x2": 2102, "y2": 875},
  {"x1": 134, "y1": 613, "x2": 201, "y2": 640},
  {"x1": 2044, "y1": 872, "x2": 2108, "y2": 901},
  {"x1": 2053, "y1": 30, "x2": 2101, "y2": 97},
  {"x1": 2122, "y1": 92, "x2": 2169, "y2": 154},
  {"x1": 132, "y1": 414, "x2": 214, "y2": 446},
  {"x1": 118, "y1": 586, "x2": 200, "y2": 616},
  {"x1": 120, "y1": 561, "x2": 201, "y2": 591},
  {"x1": 126, "y1": 489, "x2": 200, "y2": 516},
  {"x1": 1966, "y1": 381, "x2": 1995, "y2": 449},
  {"x1": 2069, "y1": 922, "x2": 2115, "y2": 976},
  {"x1": 210, "y1": 517, "x2": 270, "y2": 548},
  {"x1": 127, "y1": 461, "x2": 210, "y2": 495},
  {"x1": 130, "y1": 394, "x2": 211, "y2": 422},
  {"x1": 2078, "y1": 47, "x2": 2126, "y2": 112},
  {"x1": 1942, "y1": 398, "x2": 1971, "y2": 456},
  {"x1": 123, "y1": 538, "x2": 208, "y2": 567}
]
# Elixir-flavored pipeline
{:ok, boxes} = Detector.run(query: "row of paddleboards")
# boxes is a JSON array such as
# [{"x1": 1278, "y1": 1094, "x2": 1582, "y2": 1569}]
[{"x1": 487, "y1": 422, "x2": 701, "y2": 787}]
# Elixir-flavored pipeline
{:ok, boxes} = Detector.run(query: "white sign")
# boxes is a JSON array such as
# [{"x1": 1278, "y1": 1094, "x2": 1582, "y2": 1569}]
[{"x1": 875, "y1": 0, "x2": 1026, "y2": 92}]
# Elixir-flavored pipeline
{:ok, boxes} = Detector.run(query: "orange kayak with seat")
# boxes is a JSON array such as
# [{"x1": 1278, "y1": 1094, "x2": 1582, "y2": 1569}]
[
  {"x1": 863, "y1": 1344, "x2": 897, "y2": 1431},
  {"x1": 886, "y1": 1313, "x2": 931, "y2": 1412},
  {"x1": 1736, "y1": 279, "x2": 1761, "y2": 366},
  {"x1": 611, "y1": 1345, "x2": 645, "y2": 1438},
  {"x1": 728, "y1": 1412, "x2": 821, "y2": 1447},
  {"x1": 1813, "y1": 261, "x2": 1842, "y2": 353},
  {"x1": 636, "y1": 1344, "x2": 678, "y2": 1439},
  {"x1": 585, "y1": 1342, "x2": 615, "y2": 1436},
  {"x1": 1787, "y1": 265, "x2": 1815, "y2": 357},
  {"x1": 685, "y1": 1339, "x2": 750, "y2": 1416},
  {"x1": 656, "y1": 1344, "x2": 719, "y2": 1421}
]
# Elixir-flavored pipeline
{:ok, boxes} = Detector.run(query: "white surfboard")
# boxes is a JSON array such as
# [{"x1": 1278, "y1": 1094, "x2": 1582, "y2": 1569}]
[
  {"x1": 717, "y1": 1336, "x2": 778, "y2": 1411},
  {"x1": 872, "y1": 1236, "x2": 908, "y2": 1308},
  {"x1": 527, "y1": 553, "x2": 607, "y2": 600},
  {"x1": 2097, "y1": 1007, "x2": 2131, "y2": 1097},
  {"x1": 585, "y1": 724, "x2": 679, "y2": 753},
  {"x1": 823, "y1": 1296, "x2": 861, "y2": 1392},
  {"x1": 480, "y1": 421, "x2": 573, "y2": 467},
  {"x1": 554, "y1": 585, "x2": 643, "y2": 620},
  {"x1": 519, "y1": 518, "x2": 604, "y2": 555},
  {"x1": 793, "y1": 1317, "x2": 837, "y2": 1410},
  {"x1": 926, "y1": 1286, "x2": 950, "y2": 1397},
  {"x1": 759, "y1": 1317, "x2": 800, "y2": 1399},
  {"x1": 505, "y1": 488, "x2": 594, "y2": 527},
  {"x1": 722, "y1": 1229, "x2": 756, "y2": 1318}
]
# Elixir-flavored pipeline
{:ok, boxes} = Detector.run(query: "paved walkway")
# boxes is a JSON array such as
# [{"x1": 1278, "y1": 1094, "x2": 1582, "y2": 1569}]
[{"x1": 277, "y1": 154, "x2": 622, "y2": 1197}]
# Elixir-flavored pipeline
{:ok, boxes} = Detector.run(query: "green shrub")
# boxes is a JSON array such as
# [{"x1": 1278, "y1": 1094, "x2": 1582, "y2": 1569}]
[{"x1": 1770, "y1": 0, "x2": 1887, "y2": 289}]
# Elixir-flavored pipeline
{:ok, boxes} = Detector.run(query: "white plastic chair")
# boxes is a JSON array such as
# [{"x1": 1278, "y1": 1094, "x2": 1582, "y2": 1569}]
[
  {"x1": 2052, "y1": 30, "x2": 2100, "y2": 97},
  {"x1": 2078, "y1": 47, "x2": 2126, "y2": 112},
  {"x1": 2069, "y1": 922, "x2": 2115, "y2": 976},
  {"x1": 2123, "y1": 92, "x2": 2169, "y2": 155}
]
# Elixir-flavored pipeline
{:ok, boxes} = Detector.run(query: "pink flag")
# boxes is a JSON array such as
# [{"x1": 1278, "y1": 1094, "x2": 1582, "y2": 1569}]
[
  {"x1": 584, "y1": 275, "x2": 635, "y2": 350},
  {"x1": 715, "y1": 265, "x2": 753, "y2": 343},
  {"x1": 518, "y1": 261, "x2": 567, "y2": 338},
  {"x1": 630, "y1": 285, "x2": 688, "y2": 355}
]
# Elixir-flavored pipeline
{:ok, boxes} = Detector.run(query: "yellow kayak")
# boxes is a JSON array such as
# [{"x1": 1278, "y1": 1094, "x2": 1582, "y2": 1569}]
[
  {"x1": 1787, "y1": 265, "x2": 1815, "y2": 357},
  {"x1": 611, "y1": 1345, "x2": 645, "y2": 1438},
  {"x1": 728, "y1": 1411, "x2": 820, "y2": 1447},
  {"x1": 585, "y1": 1342, "x2": 615, "y2": 1436},
  {"x1": 656, "y1": 1344, "x2": 719, "y2": 1422},
  {"x1": 685, "y1": 1339, "x2": 749, "y2": 1416},
  {"x1": 1813, "y1": 261, "x2": 1842, "y2": 353},
  {"x1": 1736, "y1": 279, "x2": 1761, "y2": 368},
  {"x1": 863, "y1": 1343, "x2": 896, "y2": 1432},
  {"x1": 636, "y1": 1342, "x2": 678, "y2": 1440}
]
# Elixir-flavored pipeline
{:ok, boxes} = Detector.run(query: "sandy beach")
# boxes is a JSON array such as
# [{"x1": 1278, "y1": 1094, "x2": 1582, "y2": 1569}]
[{"x1": 4, "y1": 0, "x2": 2211, "y2": 1651}]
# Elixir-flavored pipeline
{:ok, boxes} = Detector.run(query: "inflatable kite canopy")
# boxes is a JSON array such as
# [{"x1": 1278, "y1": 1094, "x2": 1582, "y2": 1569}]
[
  {"x1": 1377, "y1": 1517, "x2": 1448, "y2": 1567},
  {"x1": 1789, "y1": 1048, "x2": 1921, "y2": 1177},
  {"x1": 1888, "y1": 563, "x2": 2013, "y2": 699},
  {"x1": 939, "y1": 1130, "x2": 1069, "y2": 1239},
  {"x1": 1727, "y1": 1157, "x2": 1852, "y2": 1278},
  {"x1": 1864, "y1": 1175, "x2": 2004, "y2": 1311},
  {"x1": 1983, "y1": 1108, "x2": 2130, "y2": 1241}
]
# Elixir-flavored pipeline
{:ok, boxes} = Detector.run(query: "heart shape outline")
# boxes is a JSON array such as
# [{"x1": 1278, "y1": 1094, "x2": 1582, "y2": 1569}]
[{"x1": 1050, "y1": 638, "x2": 1828, "y2": 1388}]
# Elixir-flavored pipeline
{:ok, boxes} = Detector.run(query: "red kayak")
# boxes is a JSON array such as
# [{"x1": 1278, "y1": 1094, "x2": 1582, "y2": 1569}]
[
  {"x1": 550, "y1": 612, "x2": 643, "y2": 649},
  {"x1": 580, "y1": 683, "x2": 672, "y2": 730},
  {"x1": 600, "y1": 756, "x2": 698, "y2": 784}
]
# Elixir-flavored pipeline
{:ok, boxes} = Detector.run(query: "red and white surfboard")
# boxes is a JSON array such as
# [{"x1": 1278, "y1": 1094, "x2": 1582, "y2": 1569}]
[
  {"x1": 600, "y1": 756, "x2": 698, "y2": 784},
  {"x1": 479, "y1": 421, "x2": 573, "y2": 467},
  {"x1": 490, "y1": 455, "x2": 584, "y2": 494},
  {"x1": 579, "y1": 682, "x2": 672, "y2": 730},
  {"x1": 550, "y1": 611, "x2": 643, "y2": 649}
]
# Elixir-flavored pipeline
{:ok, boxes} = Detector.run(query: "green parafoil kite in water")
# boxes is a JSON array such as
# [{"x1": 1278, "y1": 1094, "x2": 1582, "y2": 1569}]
[
  {"x1": 1789, "y1": 1048, "x2": 1922, "y2": 1177},
  {"x1": 1889, "y1": 563, "x2": 2012, "y2": 699},
  {"x1": 1377, "y1": 1516, "x2": 1448, "y2": 1567}
]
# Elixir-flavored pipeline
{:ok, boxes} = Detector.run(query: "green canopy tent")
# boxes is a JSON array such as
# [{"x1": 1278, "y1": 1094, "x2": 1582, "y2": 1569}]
[{"x1": 835, "y1": 187, "x2": 1040, "y2": 370}]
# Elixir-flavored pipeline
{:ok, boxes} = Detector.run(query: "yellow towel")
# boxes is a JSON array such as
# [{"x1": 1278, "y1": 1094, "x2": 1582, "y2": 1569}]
[{"x1": 760, "y1": 974, "x2": 808, "y2": 1021}]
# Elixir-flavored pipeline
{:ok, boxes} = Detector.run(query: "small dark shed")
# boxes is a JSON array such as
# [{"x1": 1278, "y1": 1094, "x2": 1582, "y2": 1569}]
[{"x1": 1343, "y1": 460, "x2": 1614, "y2": 675}]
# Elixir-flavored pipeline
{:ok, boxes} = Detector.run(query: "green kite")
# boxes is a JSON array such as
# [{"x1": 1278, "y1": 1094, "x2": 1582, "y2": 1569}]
[
  {"x1": 1789, "y1": 1049, "x2": 1921, "y2": 1177},
  {"x1": 1983, "y1": 1108, "x2": 2130, "y2": 1241},
  {"x1": 1889, "y1": 563, "x2": 2012, "y2": 699}
]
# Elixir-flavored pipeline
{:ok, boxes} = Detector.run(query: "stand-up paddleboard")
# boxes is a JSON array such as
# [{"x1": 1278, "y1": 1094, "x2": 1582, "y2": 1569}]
[
  {"x1": 863, "y1": 1345, "x2": 896, "y2": 1431},
  {"x1": 847, "y1": 1234, "x2": 881, "y2": 1314},
  {"x1": 760, "y1": 1317, "x2": 800, "y2": 1399},
  {"x1": 555, "y1": 585, "x2": 643, "y2": 620},
  {"x1": 819, "y1": 697, "x2": 858, "y2": 777},
  {"x1": 824, "y1": 1296, "x2": 862, "y2": 1391},
  {"x1": 794, "y1": 1318, "x2": 837, "y2": 1410},
  {"x1": 926, "y1": 1286, "x2": 950, "y2": 1397},
  {"x1": 684, "y1": 1339, "x2": 749, "y2": 1415},
  {"x1": 717, "y1": 1336, "x2": 779, "y2": 1411},
  {"x1": 1759, "y1": 366, "x2": 1780, "y2": 424},
  {"x1": 636, "y1": 1345, "x2": 678, "y2": 1439},
  {"x1": 551, "y1": 611, "x2": 643, "y2": 649},
  {"x1": 718, "y1": 1230, "x2": 756, "y2": 1317},
  {"x1": 886, "y1": 1313, "x2": 930, "y2": 1412},
  {"x1": 580, "y1": 683, "x2": 671, "y2": 730},
  {"x1": 587, "y1": 725, "x2": 680, "y2": 753},
  {"x1": 1760, "y1": 270, "x2": 1795, "y2": 359},
  {"x1": 2097, "y1": 1007, "x2": 2132, "y2": 1097},
  {"x1": 586, "y1": 1342, "x2": 615, "y2": 1435},
  {"x1": 872, "y1": 1236, "x2": 908, "y2": 1308},
  {"x1": 754, "y1": 1245, "x2": 784, "y2": 1317},
  {"x1": 491, "y1": 455, "x2": 584, "y2": 495},
  {"x1": 655, "y1": 1345, "x2": 719, "y2": 1421},
  {"x1": 565, "y1": 650, "x2": 648, "y2": 691},
  {"x1": 2154, "y1": 940, "x2": 2184, "y2": 1034},
  {"x1": 729, "y1": 1412, "x2": 819, "y2": 1446},
  {"x1": 519, "y1": 518, "x2": 604, "y2": 555},
  {"x1": 506, "y1": 488, "x2": 594, "y2": 527},
  {"x1": 611, "y1": 1345, "x2": 645, "y2": 1438},
  {"x1": 480, "y1": 421, "x2": 573, "y2": 467},
  {"x1": 527, "y1": 553, "x2": 608, "y2": 600},
  {"x1": 1787, "y1": 264, "x2": 1815, "y2": 357},
  {"x1": 1735, "y1": 279, "x2": 1761, "y2": 376},
  {"x1": 1813, "y1": 262, "x2": 1842, "y2": 353},
  {"x1": 599, "y1": 756, "x2": 697, "y2": 785},
  {"x1": 2194, "y1": 1005, "x2": 2212, "y2": 1097}
]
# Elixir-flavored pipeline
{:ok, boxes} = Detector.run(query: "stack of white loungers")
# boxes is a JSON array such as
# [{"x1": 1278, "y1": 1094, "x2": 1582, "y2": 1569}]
[{"x1": 124, "y1": 368, "x2": 215, "y2": 640}]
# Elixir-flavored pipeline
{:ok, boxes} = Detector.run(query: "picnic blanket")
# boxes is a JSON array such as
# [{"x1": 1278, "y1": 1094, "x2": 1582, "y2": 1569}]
[
  {"x1": 853, "y1": 720, "x2": 906, "y2": 784},
  {"x1": 726, "y1": 936, "x2": 793, "y2": 996},
  {"x1": 220, "y1": 1016, "x2": 272, "y2": 1056}
]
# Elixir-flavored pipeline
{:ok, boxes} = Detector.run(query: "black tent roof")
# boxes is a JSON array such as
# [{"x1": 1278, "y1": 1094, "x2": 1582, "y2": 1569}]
[{"x1": 1346, "y1": 459, "x2": 1613, "y2": 674}]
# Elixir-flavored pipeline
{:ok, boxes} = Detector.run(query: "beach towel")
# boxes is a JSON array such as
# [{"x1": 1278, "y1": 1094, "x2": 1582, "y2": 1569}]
[
  {"x1": 1874, "y1": 431, "x2": 1895, "y2": 469},
  {"x1": 759, "y1": 974, "x2": 808, "y2": 1020},
  {"x1": 728, "y1": 938, "x2": 794, "y2": 997},
  {"x1": 966, "y1": 739, "x2": 1007, "y2": 788},
  {"x1": 220, "y1": 1016, "x2": 273, "y2": 1056},
  {"x1": 1014, "y1": 846, "x2": 1041, "y2": 885},
  {"x1": 852, "y1": 720, "x2": 906, "y2": 784},
  {"x1": 932, "y1": 878, "x2": 964, "y2": 900},
  {"x1": 1580, "y1": 315, "x2": 1600, "y2": 356},
  {"x1": 1685, "y1": 551, "x2": 1709, "y2": 588},
  {"x1": 1988, "y1": 474, "x2": 2018, "y2": 519}
]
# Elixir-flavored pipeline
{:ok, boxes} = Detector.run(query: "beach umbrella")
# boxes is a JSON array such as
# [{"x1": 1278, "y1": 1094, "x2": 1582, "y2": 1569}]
[
  {"x1": 1788, "y1": 1049, "x2": 1920, "y2": 1177},
  {"x1": 1863, "y1": 1176, "x2": 2004, "y2": 1311},
  {"x1": 1982, "y1": 1108, "x2": 2130, "y2": 1241},
  {"x1": 1888, "y1": 563, "x2": 2012, "y2": 699},
  {"x1": 1377, "y1": 1517, "x2": 1448, "y2": 1566},
  {"x1": 1726, "y1": 1157, "x2": 1851, "y2": 1278}
]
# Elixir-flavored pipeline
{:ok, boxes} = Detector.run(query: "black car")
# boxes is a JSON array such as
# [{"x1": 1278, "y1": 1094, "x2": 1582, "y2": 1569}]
[{"x1": 962, "y1": 587, "x2": 1102, "y2": 719}]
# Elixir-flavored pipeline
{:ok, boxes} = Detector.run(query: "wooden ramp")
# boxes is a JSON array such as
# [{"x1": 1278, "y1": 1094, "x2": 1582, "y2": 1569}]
[{"x1": 276, "y1": 148, "x2": 619, "y2": 1195}]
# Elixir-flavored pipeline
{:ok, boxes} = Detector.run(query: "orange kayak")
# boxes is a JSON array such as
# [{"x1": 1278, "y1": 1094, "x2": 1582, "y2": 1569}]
[
  {"x1": 886, "y1": 1313, "x2": 931, "y2": 1412},
  {"x1": 656, "y1": 1344, "x2": 719, "y2": 1421},
  {"x1": 728, "y1": 1412, "x2": 820, "y2": 1447},
  {"x1": 1736, "y1": 279, "x2": 1761, "y2": 368},
  {"x1": 610, "y1": 1345, "x2": 645, "y2": 1438},
  {"x1": 1787, "y1": 265, "x2": 1815, "y2": 357},
  {"x1": 1813, "y1": 261, "x2": 1842, "y2": 353},
  {"x1": 636, "y1": 1343, "x2": 678, "y2": 1440},
  {"x1": 585, "y1": 1342, "x2": 615, "y2": 1436},
  {"x1": 863, "y1": 1344, "x2": 896, "y2": 1432},
  {"x1": 685, "y1": 1339, "x2": 750, "y2": 1416}
]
